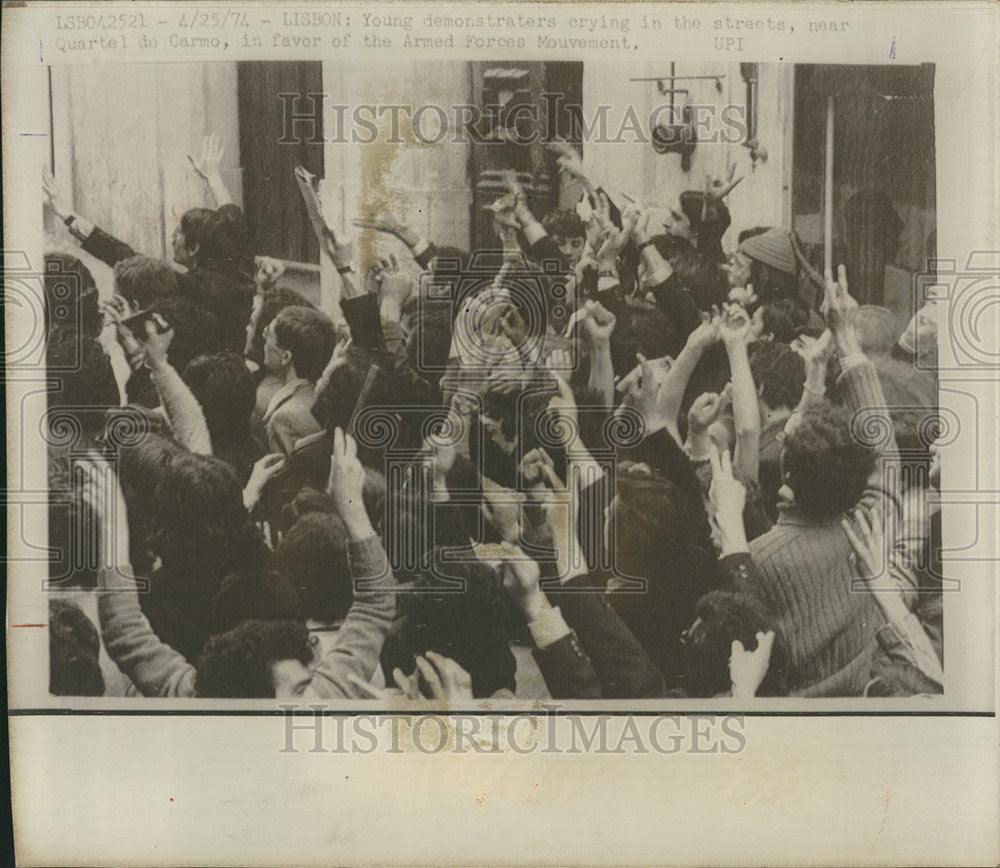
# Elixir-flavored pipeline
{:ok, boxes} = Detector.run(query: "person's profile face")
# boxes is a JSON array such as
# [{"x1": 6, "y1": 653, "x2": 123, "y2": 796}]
[
  {"x1": 663, "y1": 205, "x2": 692, "y2": 240},
  {"x1": 172, "y1": 228, "x2": 196, "y2": 268},
  {"x1": 262, "y1": 319, "x2": 288, "y2": 374},
  {"x1": 271, "y1": 659, "x2": 313, "y2": 699}
]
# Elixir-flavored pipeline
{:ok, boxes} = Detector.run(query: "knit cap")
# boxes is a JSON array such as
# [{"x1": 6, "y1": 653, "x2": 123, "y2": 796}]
[{"x1": 739, "y1": 228, "x2": 797, "y2": 275}]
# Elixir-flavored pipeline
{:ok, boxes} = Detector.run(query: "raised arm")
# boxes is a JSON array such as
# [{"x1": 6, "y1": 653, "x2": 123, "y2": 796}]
[
  {"x1": 187, "y1": 133, "x2": 234, "y2": 208},
  {"x1": 81, "y1": 460, "x2": 197, "y2": 698},
  {"x1": 719, "y1": 303, "x2": 760, "y2": 480},
  {"x1": 43, "y1": 167, "x2": 137, "y2": 267},
  {"x1": 308, "y1": 428, "x2": 396, "y2": 698},
  {"x1": 139, "y1": 320, "x2": 213, "y2": 456}
]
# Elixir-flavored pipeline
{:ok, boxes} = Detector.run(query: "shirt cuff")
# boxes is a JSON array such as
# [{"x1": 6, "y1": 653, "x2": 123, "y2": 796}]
[
  {"x1": 410, "y1": 239, "x2": 429, "y2": 258},
  {"x1": 528, "y1": 605, "x2": 571, "y2": 649},
  {"x1": 838, "y1": 351, "x2": 868, "y2": 370}
]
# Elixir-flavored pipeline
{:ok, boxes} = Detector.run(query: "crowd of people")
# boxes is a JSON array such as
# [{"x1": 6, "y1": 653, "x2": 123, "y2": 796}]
[{"x1": 40, "y1": 133, "x2": 945, "y2": 703}]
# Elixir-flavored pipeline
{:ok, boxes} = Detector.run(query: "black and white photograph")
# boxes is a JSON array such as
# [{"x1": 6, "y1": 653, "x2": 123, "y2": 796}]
[
  {"x1": 4, "y1": 2, "x2": 997, "y2": 865},
  {"x1": 34, "y1": 56, "x2": 948, "y2": 704}
]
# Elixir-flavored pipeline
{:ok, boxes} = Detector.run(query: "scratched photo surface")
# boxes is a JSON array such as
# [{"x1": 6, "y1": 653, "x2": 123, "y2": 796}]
[{"x1": 19, "y1": 54, "x2": 956, "y2": 709}]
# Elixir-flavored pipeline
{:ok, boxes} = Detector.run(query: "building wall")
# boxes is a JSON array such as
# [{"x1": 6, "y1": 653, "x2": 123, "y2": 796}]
[
  {"x1": 50, "y1": 62, "x2": 242, "y2": 263},
  {"x1": 318, "y1": 59, "x2": 472, "y2": 316},
  {"x1": 581, "y1": 61, "x2": 794, "y2": 250}
]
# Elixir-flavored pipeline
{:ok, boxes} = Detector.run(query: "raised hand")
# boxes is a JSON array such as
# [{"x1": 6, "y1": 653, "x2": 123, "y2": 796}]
[
  {"x1": 42, "y1": 167, "x2": 72, "y2": 221},
  {"x1": 688, "y1": 391, "x2": 724, "y2": 434},
  {"x1": 392, "y1": 652, "x2": 474, "y2": 707},
  {"x1": 138, "y1": 318, "x2": 175, "y2": 372},
  {"x1": 821, "y1": 264, "x2": 859, "y2": 342},
  {"x1": 480, "y1": 483, "x2": 525, "y2": 544},
  {"x1": 730, "y1": 630, "x2": 775, "y2": 699},
  {"x1": 327, "y1": 427, "x2": 365, "y2": 518},
  {"x1": 255, "y1": 257, "x2": 286, "y2": 293},
  {"x1": 792, "y1": 329, "x2": 834, "y2": 366},
  {"x1": 321, "y1": 225, "x2": 356, "y2": 271},
  {"x1": 315, "y1": 334, "x2": 353, "y2": 397},
  {"x1": 351, "y1": 210, "x2": 406, "y2": 237},
  {"x1": 581, "y1": 299, "x2": 617, "y2": 345},
  {"x1": 594, "y1": 201, "x2": 639, "y2": 269},
  {"x1": 689, "y1": 306, "x2": 723, "y2": 350},
  {"x1": 708, "y1": 445, "x2": 746, "y2": 522},
  {"x1": 496, "y1": 541, "x2": 549, "y2": 623},
  {"x1": 243, "y1": 453, "x2": 287, "y2": 511},
  {"x1": 841, "y1": 503, "x2": 893, "y2": 591},
  {"x1": 703, "y1": 163, "x2": 743, "y2": 215},
  {"x1": 719, "y1": 302, "x2": 753, "y2": 348},
  {"x1": 187, "y1": 133, "x2": 225, "y2": 182},
  {"x1": 727, "y1": 282, "x2": 757, "y2": 308}
]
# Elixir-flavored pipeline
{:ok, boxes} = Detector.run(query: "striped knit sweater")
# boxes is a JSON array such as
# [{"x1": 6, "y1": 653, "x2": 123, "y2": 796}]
[{"x1": 743, "y1": 359, "x2": 901, "y2": 697}]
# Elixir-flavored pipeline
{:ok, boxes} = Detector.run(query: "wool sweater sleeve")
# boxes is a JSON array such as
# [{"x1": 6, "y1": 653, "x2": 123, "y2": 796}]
[
  {"x1": 97, "y1": 566, "x2": 198, "y2": 697},
  {"x1": 836, "y1": 358, "x2": 901, "y2": 518},
  {"x1": 150, "y1": 363, "x2": 213, "y2": 456},
  {"x1": 306, "y1": 534, "x2": 396, "y2": 699}
]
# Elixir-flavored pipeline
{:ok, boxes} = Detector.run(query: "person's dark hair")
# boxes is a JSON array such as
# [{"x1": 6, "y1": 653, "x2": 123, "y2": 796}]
[
  {"x1": 680, "y1": 589, "x2": 788, "y2": 697},
  {"x1": 195, "y1": 620, "x2": 314, "y2": 698},
  {"x1": 199, "y1": 205, "x2": 252, "y2": 276},
  {"x1": 150, "y1": 453, "x2": 266, "y2": 585},
  {"x1": 651, "y1": 233, "x2": 694, "y2": 264},
  {"x1": 679, "y1": 191, "x2": 731, "y2": 262},
  {"x1": 147, "y1": 295, "x2": 224, "y2": 371},
  {"x1": 671, "y1": 249, "x2": 729, "y2": 311},
  {"x1": 178, "y1": 208, "x2": 216, "y2": 263},
  {"x1": 605, "y1": 302, "x2": 677, "y2": 379},
  {"x1": 855, "y1": 305, "x2": 901, "y2": 358},
  {"x1": 748, "y1": 341, "x2": 805, "y2": 412},
  {"x1": 48, "y1": 599, "x2": 104, "y2": 696},
  {"x1": 272, "y1": 305, "x2": 336, "y2": 382},
  {"x1": 211, "y1": 568, "x2": 300, "y2": 635},
  {"x1": 754, "y1": 295, "x2": 813, "y2": 344},
  {"x1": 113, "y1": 255, "x2": 181, "y2": 308},
  {"x1": 117, "y1": 430, "x2": 185, "y2": 575},
  {"x1": 781, "y1": 401, "x2": 876, "y2": 519},
  {"x1": 44, "y1": 252, "x2": 100, "y2": 338},
  {"x1": 749, "y1": 257, "x2": 799, "y2": 303},
  {"x1": 541, "y1": 208, "x2": 586, "y2": 240},
  {"x1": 274, "y1": 512, "x2": 353, "y2": 624},
  {"x1": 46, "y1": 329, "x2": 120, "y2": 440},
  {"x1": 182, "y1": 352, "x2": 255, "y2": 442}
]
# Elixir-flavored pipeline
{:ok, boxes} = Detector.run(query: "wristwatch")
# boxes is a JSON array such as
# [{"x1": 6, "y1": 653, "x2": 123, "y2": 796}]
[{"x1": 336, "y1": 263, "x2": 356, "y2": 275}]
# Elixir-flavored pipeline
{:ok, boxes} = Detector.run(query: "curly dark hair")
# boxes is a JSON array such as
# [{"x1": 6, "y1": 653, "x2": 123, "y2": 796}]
[
  {"x1": 49, "y1": 599, "x2": 104, "y2": 696},
  {"x1": 753, "y1": 295, "x2": 814, "y2": 344},
  {"x1": 274, "y1": 512, "x2": 352, "y2": 624},
  {"x1": 781, "y1": 401, "x2": 876, "y2": 519},
  {"x1": 147, "y1": 295, "x2": 224, "y2": 371},
  {"x1": 195, "y1": 620, "x2": 314, "y2": 698},
  {"x1": 671, "y1": 249, "x2": 729, "y2": 312},
  {"x1": 182, "y1": 352, "x2": 256, "y2": 442},
  {"x1": 680, "y1": 589, "x2": 788, "y2": 698},
  {"x1": 211, "y1": 568, "x2": 300, "y2": 636},
  {"x1": 748, "y1": 340, "x2": 805, "y2": 412},
  {"x1": 541, "y1": 207, "x2": 586, "y2": 240}
]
